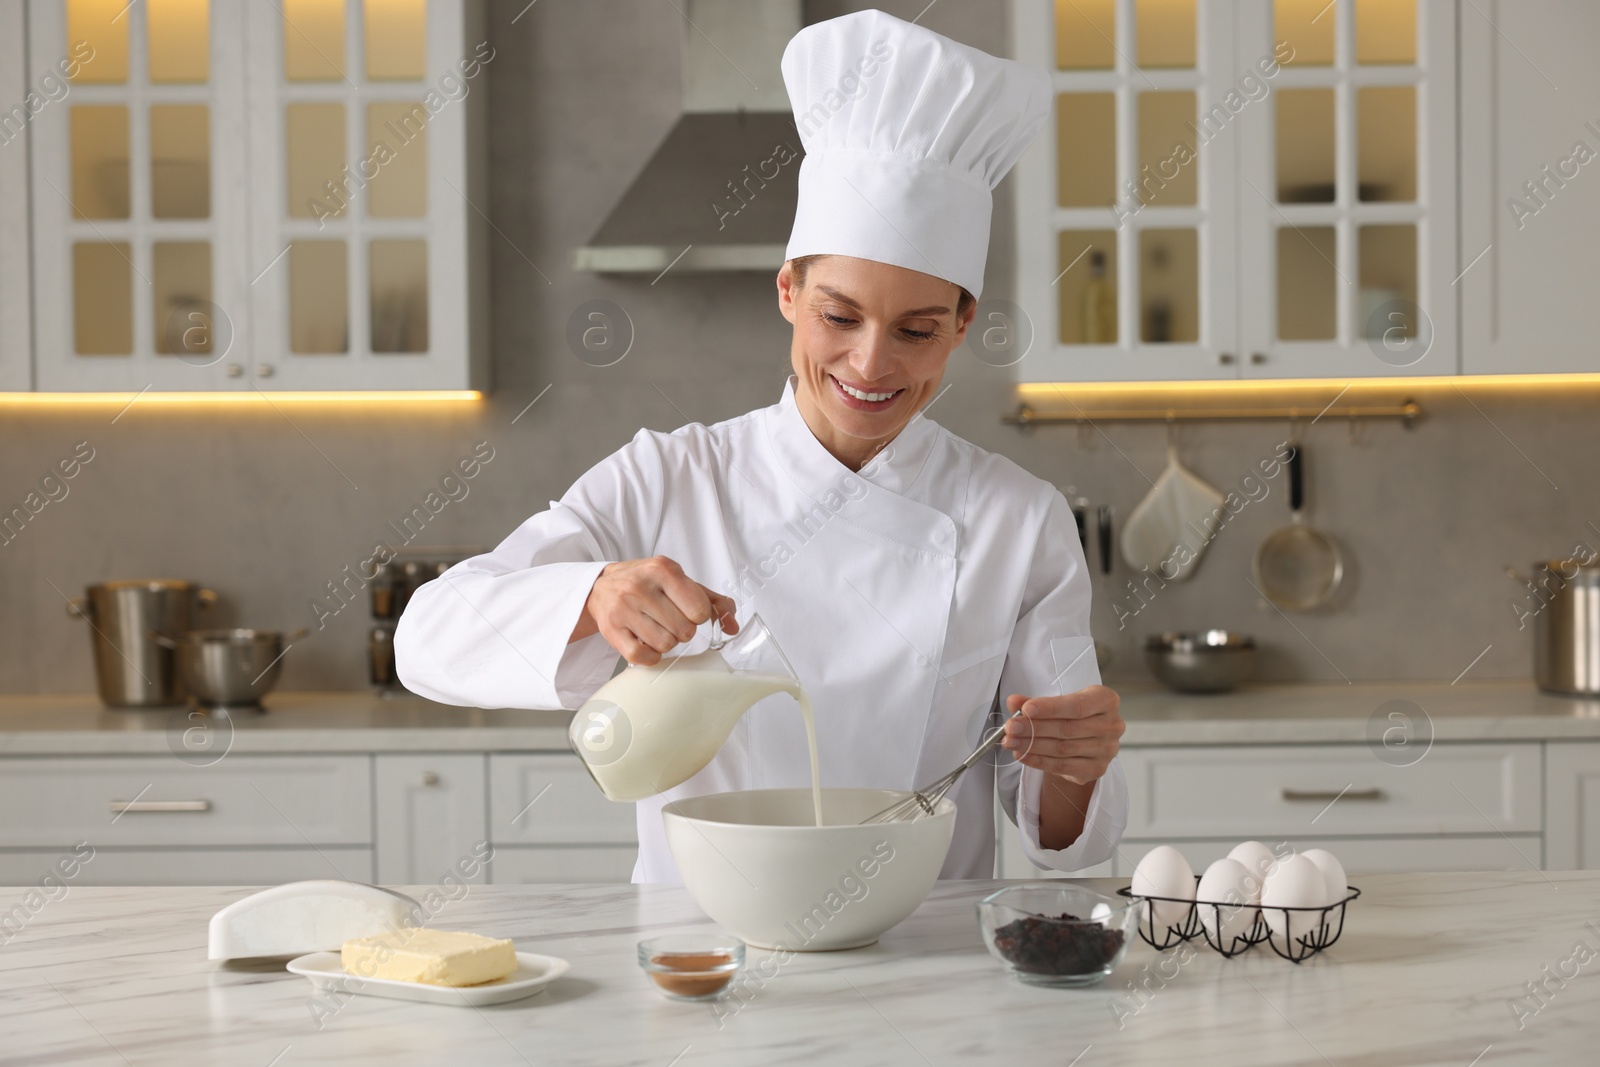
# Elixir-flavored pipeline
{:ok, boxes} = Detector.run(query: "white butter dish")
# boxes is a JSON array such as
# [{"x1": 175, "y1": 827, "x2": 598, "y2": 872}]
[
  {"x1": 208, "y1": 880, "x2": 421, "y2": 961},
  {"x1": 287, "y1": 950, "x2": 570, "y2": 1006}
]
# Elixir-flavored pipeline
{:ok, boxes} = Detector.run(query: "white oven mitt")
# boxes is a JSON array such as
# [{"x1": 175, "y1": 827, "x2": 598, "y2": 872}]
[{"x1": 1119, "y1": 449, "x2": 1225, "y2": 580}]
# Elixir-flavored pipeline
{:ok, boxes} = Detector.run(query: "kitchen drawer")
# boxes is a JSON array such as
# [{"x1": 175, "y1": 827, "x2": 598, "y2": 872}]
[
  {"x1": 1114, "y1": 835, "x2": 1544, "y2": 876},
  {"x1": 0, "y1": 847, "x2": 373, "y2": 887},
  {"x1": 0, "y1": 756, "x2": 373, "y2": 847},
  {"x1": 489, "y1": 754, "x2": 637, "y2": 845},
  {"x1": 487, "y1": 846, "x2": 636, "y2": 884},
  {"x1": 1120, "y1": 744, "x2": 1541, "y2": 838}
]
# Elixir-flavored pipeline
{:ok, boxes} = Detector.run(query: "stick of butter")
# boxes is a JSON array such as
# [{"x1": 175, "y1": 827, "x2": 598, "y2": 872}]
[{"x1": 341, "y1": 928, "x2": 517, "y2": 987}]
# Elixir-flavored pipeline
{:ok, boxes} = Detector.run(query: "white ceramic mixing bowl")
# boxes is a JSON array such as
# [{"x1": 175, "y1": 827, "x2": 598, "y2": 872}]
[{"x1": 662, "y1": 788, "x2": 955, "y2": 951}]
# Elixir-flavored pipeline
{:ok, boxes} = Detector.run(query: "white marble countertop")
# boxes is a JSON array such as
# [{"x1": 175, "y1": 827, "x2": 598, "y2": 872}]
[
  {"x1": 1, "y1": 681, "x2": 1598, "y2": 756},
  {"x1": 3, "y1": 872, "x2": 1594, "y2": 1066}
]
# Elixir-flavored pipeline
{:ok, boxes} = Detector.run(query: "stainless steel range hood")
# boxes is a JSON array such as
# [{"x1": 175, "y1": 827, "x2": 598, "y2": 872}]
[{"x1": 572, "y1": 0, "x2": 803, "y2": 274}]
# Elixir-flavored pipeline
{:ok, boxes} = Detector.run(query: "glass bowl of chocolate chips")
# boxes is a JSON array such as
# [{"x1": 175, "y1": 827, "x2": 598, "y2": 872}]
[{"x1": 976, "y1": 883, "x2": 1138, "y2": 987}]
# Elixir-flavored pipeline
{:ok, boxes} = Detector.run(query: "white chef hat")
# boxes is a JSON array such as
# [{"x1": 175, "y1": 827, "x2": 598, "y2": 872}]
[{"x1": 781, "y1": 8, "x2": 1051, "y2": 301}]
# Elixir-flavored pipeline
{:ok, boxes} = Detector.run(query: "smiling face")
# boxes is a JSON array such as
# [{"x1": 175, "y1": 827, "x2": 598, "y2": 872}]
[{"x1": 776, "y1": 255, "x2": 976, "y2": 470}]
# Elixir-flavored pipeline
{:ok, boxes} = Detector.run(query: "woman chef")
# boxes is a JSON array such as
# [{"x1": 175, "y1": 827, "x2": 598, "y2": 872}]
[{"x1": 395, "y1": 8, "x2": 1128, "y2": 883}]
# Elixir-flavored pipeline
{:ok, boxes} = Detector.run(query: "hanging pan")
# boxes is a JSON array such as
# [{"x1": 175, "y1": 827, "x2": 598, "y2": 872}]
[{"x1": 1252, "y1": 442, "x2": 1343, "y2": 611}]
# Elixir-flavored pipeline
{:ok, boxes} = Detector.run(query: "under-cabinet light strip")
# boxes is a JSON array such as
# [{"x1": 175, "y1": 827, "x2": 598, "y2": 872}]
[
  {"x1": 1017, "y1": 374, "x2": 1600, "y2": 398},
  {"x1": 0, "y1": 391, "x2": 484, "y2": 404}
]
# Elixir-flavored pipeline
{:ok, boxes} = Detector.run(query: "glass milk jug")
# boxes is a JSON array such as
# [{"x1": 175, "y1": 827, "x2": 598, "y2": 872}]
[{"x1": 568, "y1": 614, "x2": 810, "y2": 803}]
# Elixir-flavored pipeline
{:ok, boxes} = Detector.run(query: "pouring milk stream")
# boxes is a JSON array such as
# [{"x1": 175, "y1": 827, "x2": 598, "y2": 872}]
[{"x1": 568, "y1": 615, "x2": 824, "y2": 826}]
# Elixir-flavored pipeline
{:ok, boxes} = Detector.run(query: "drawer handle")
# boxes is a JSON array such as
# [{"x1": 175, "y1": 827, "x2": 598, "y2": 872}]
[
  {"x1": 109, "y1": 800, "x2": 213, "y2": 814},
  {"x1": 1281, "y1": 788, "x2": 1385, "y2": 803}
]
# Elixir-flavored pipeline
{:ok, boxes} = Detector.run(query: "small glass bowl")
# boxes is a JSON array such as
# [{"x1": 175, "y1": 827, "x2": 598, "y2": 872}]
[
  {"x1": 976, "y1": 883, "x2": 1139, "y2": 988},
  {"x1": 637, "y1": 933, "x2": 746, "y2": 1002}
]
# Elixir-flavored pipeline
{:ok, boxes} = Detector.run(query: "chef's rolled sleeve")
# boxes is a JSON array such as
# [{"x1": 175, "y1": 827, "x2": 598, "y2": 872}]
[
  {"x1": 993, "y1": 490, "x2": 1128, "y2": 872},
  {"x1": 1012, "y1": 760, "x2": 1127, "y2": 871}
]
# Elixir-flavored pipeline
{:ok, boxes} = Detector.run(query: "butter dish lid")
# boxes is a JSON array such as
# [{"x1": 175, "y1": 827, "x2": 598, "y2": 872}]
[{"x1": 208, "y1": 880, "x2": 421, "y2": 961}]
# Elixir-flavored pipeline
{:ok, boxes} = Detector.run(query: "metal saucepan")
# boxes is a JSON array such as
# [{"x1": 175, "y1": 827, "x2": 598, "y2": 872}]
[
  {"x1": 152, "y1": 628, "x2": 306, "y2": 712},
  {"x1": 1253, "y1": 443, "x2": 1343, "y2": 611},
  {"x1": 1506, "y1": 561, "x2": 1600, "y2": 695}
]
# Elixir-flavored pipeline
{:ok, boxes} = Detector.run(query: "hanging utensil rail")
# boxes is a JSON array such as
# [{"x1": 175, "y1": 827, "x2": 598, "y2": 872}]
[{"x1": 1003, "y1": 399, "x2": 1422, "y2": 429}]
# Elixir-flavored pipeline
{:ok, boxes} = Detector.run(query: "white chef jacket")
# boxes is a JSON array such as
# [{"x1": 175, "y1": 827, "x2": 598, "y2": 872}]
[{"x1": 394, "y1": 376, "x2": 1127, "y2": 883}]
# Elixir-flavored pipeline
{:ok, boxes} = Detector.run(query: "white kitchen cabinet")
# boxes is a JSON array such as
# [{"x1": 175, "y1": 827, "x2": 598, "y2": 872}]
[
  {"x1": 487, "y1": 846, "x2": 638, "y2": 885},
  {"x1": 0, "y1": 755, "x2": 373, "y2": 847},
  {"x1": 23, "y1": 0, "x2": 487, "y2": 392},
  {"x1": 997, "y1": 740, "x2": 1548, "y2": 880},
  {"x1": 488, "y1": 754, "x2": 639, "y2": 847},
  {"x1": 1459, "y1": 1, "x2": 1600, "y2": 375},
  {"x1": 1013, "y1": 0, "x2": 1457, "y2": 383},
  {"x1": 1118, "y1": 742, "x2": 1542, "y2": 838},
  {"x1": 0, "y1": 2, "x2": 34, "y2": 392},
  {"x1": 374, "y1": 753, "x2": 487, "y2": 885},
  {"x1": 487, "y1": 755, "x2": 638, "y2": 883},
  {"x1": 1544, "y1": 742, "x2": 1600, "y2": 869},
  {"x1": 0, "y1": 750, "x2": 638, "y2": 887}
]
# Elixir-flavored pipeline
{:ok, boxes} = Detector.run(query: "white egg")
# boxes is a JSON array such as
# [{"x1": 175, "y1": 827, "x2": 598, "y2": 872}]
[
  {"x1": 1225, "y1": 840, "x2": 1278, "y2": 902},
  {"x1": 1131, "y1": 845, "x2": 1195, "y2": 931},
  {"x1": 1260, "y1": 854, "x2": 1330, "y2": 943},
  {"x1": 1090, "y1": 902, "x2": 1113, "y2": 926},
  {"x1": 1300, "y1": 849, "x2": 1348, "y2": 906},
  {"x1": 1195, "y1": 858, "x2": 1257, "y2": 946}
]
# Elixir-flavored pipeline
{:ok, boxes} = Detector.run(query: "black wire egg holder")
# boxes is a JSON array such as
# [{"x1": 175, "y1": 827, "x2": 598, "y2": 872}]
[{"x1": 1116, "y1": 880, "x2": 1360, "y2": 964}]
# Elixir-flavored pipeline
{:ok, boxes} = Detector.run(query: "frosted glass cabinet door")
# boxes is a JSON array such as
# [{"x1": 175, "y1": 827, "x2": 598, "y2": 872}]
[
  {"x1": 28, "y1": 0, "x2": 252, "y2": 391},
  {"x1": 23, "y1": 0, "x2": 485, "y2": 393},
  {"x1": 1459, "y1": 0, "x2": 1600, "y2": 375},
  {"x1": 1235, "y1": 0, "x2": 1458, "y2": 379},
  {"x1": 1012, "y1": 0, "x2": 1459, "y2": 384},
  {"x1": 1012, "y1": 0, "x2": 1240, "y2": 383},
  {"x1": 242, "y1": 0, "x2": 486, "y2": 390}
]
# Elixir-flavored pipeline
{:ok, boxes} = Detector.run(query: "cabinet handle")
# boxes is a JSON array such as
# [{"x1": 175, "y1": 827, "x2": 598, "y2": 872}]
[
  {"x1": 1280, "y1": 788, "x2": 1385, "y2": 803},
  {"x1": 1218, "y1": 352, "x2": 1236, "y2": 365},
  {"x1": 256, "y1": 364, "x2": 275, "y2": 378},
  {"x1": 109, "y1": 800, "x2": 212, "y2": 814},
  {"x1": 422, "y1": 772, "x2": 441, "y2": 786},
  {"x1": 226, "y1": 363, "x2": 243, "y2": 378},
  {"x1": 1250, "y1": 352, "x2": 1268, "y2": 364}
]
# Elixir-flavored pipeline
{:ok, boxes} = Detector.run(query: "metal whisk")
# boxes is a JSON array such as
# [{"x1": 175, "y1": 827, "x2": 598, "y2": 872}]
[{"x1": 860, "y1": 709, "x2": 1023, "y2": 824}]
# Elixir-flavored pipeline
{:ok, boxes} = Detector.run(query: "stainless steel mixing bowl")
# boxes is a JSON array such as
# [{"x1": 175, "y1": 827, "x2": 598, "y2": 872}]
[
  {"x1": 1145, "y1": 631, "x2": 1256, "y2": 694},
  {"x1": 154, "y1": 628, "x2": 305, "y2": 711}
]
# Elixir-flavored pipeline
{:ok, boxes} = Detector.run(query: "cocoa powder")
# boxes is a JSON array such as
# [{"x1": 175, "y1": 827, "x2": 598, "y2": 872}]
[{"x1": 647, "y1": 952, "x2": 735, "y2": 997}]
